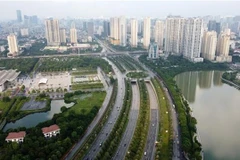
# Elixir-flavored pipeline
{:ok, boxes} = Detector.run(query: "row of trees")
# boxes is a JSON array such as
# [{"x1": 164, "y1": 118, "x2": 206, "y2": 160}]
[
  {"x1": 0, "y1": 91, "x2": 100, "y2": 160},
  {"x1": 96, "y1": 80, "x2": 132, "y2": 159},
  {"x1": 125, "y1": 80, "x2": 150, "y2": 160},
  {"x1": 38, "y1": 57, "x2": 112, "y2": 74},
  {"x1": 0, "y1": 58, "x2": 39, "y2": 74},
  {"x1": 152, "y1": 78, "x2": 173, "y2": 160},
  {"x1": 222, "y1": 71, "x2": 240, "y2": 86}
]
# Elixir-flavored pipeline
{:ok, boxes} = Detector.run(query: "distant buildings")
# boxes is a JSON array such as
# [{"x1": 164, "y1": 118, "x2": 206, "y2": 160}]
[
  {"x1": 59, "y1": 28, "x2": 66, "y2": 43},
  {"x1": 20, "y1": 28, "x2": 29, "y2": 37},
  {"x1": 42, "y1": 124, "x2": 60, "y2": 138},
  {"x1": 16, "y1": 10, "x2": 22, "y2": 23},
  {"x1": 154, "y1": 20, "x2": 164, "y2": 50},
  {"x1": 7, "y1": 34, "x2": 19, "y2": 55},
  {"x1": 103, "y1": 21, "x2": 110, "y2": 37},
  {"x1": 130, "y1": 19, "x2": 138, "y2": 47},
  {"x1": 5, "y1": 131, "x2": 26, "y2": 143},
  {"x1": 87, "y1": 22, "x2": 94, "y2": 37},
  {"x1": 70, "y1": 22, "x2": 78, "y2": 43},
  {"x1": 143, "y1": 17, "x2": 151, "y2": 49},
  {"x1": 183, "y1": 18, "x2": 203, "y2": 62},
  {"x1": 45, "y1": 18, "x2": 60, "y2": 46},
  {"x1": 208, "y1": 20, "x2": 221, "y2": 35},
  {"x1": 148, "y1": 42, "x2": 159, "y2": 59}
]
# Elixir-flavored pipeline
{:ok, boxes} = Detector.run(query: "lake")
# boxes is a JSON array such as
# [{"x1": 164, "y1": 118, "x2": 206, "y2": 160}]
[
  {"x1": 4, "y1": 100, "x2": 74, "y2": 131},
  {"x1": 175, "y1": 71, "x2": 240, "y2": 160}
]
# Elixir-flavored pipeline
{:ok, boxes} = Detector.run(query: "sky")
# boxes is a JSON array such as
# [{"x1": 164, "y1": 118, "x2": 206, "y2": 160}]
[{"x1": 0, "y1": 0, "x2": 240, "y2": 20}]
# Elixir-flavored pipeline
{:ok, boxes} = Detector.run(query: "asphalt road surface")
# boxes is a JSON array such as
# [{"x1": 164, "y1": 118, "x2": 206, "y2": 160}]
[
  {"x1": 113, "y1": 83, "x2": 140, "y2": 160},
  {"x1": 83, "y1": 58, "x2": 126, "y2": 160},
  {"x1": 143, "y1": 82, "x2": 159, "y2": 160}
]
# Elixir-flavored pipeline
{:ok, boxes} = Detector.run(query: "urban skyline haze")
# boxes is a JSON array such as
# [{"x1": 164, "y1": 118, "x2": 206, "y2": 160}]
[{"x1": 0, "y1": 1, "x2": 240, "y2": 20}]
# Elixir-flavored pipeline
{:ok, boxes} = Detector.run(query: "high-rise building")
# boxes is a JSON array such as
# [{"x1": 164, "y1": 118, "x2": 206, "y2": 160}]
[
  {"x1": 45, "y1": 18, "x2": 60, "y2": 46},
  {"x1": 201, "y1": 31, "x2": 217, "y2": 61},
  {"x1": 7, "y1": 34, "x2": 18, "y2": 55},
  {"x1": 83, "y1": 21, "x2": 87, "y2": 30},
  {"x1": 59, "y1": 28, "x2": 66, "y2": 43},
  {"x1": 148, "y1": 42, "x2": 159, "y2": 59},
  {"x1": 118, "y1": 16, "x2": 127, "y2": 46},
  {"x1": 216, "y1": 32, "x2": 230, "y2": 57},
  {"x1": 20, "y1": 28, "x2": 29, "y2": 37},
  {"x1": 110, "y1": 17, "x2": 119, "y2": 40},
  {"x1": 183, "y1": 18, "x2": 203, "y2": 62},
  {"x1": 70, "y1": 22, "x2": 77, "y2": 43},
  {"x1": 154, "y1": 20, "x2": 164, "y2": 50},
  {"x1": 165, "y1": 17, "x2": 185, "y2": 55},
  {"x1": 143, "y1": 17, "x2": 151, "y2": 49},
  {"x1": 16, "y1": 10, "x2": 22, "y2": 23},
  {"x1": 87, "y1": 22, "x2": 94, "y2": 37},
  {"x1": 103, "y1": 21, "x2": 110, "y2": 37},
  {"x1": 130, "y1": 19, "x2": 138, "y2": 47}
]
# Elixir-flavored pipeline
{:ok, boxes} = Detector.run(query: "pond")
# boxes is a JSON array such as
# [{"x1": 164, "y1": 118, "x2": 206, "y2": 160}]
[
  {"x1": 4, "y1": 100, "x2": 74, "y2": 131},
  {"x1": 175, "y1": 71, "x2": 240, "y2": 160}
]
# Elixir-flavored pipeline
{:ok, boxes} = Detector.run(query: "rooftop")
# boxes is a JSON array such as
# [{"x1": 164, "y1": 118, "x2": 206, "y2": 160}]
[
  {"x1": 6, "y1": 131, "x2": 26, "y2": 139},
  {"x1": 0, "y1": 69, "x2": 20, "y2": 85},
  {"x1": 42, "y1": 124, "x2": 60, "y2": 134}
]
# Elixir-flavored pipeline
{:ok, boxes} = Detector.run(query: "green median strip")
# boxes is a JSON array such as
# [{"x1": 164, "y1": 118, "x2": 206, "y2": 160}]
[
  {"x1": 125, "y1": 80, "x2": 150, "y2": 160},
  {"x1": 152, "y1": 78, "x2": 172, "y2": 160}
]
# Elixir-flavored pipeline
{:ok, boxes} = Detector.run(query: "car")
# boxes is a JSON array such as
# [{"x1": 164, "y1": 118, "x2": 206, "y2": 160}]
[
  {"x1": 152, "y1": 123, "x2": 155, "y2": 126},
  {"x1": 99, "y1": 143, "x2": 102, "y2": 147},
  {"x1": 124, "y1": 143, "x2": 126, "y2": 147},
  {"x1": 144, "y1": 152, "x2": 147, "y2": 156}
]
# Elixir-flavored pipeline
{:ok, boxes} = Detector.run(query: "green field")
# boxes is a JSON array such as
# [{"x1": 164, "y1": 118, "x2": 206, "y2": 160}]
[
  {"x1": 71, "y1": 83, "x2": 103, "y2": 90},
  {"x1": 71, "y1": 69, "x2": 97, "y2": 76},
  {"x1": 65, "y1": 91, "x2": 106, "y2": 115}
]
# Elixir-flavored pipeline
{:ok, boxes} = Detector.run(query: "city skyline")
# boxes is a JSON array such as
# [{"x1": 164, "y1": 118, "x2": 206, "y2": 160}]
[{"x1": 0, "y1": 1, "x2": 240, "y2": 21}]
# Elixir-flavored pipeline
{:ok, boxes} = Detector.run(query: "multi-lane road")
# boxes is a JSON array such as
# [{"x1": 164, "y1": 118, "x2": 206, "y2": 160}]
[
  {"x1": 83, "y1": 58, "x2": 126, "y2": 160},
  {"x1": 143, "y1": 82, "x2": 159, "y2": 160},
  {"x1": 113, "y1": 82, "x2": 140, "y2": 160}
]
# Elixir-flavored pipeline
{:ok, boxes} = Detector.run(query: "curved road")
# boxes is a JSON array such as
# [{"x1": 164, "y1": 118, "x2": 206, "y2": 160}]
[
  {"x1": 83, "y1": 58, "x2": 126, "y2": 160},
  {"x1": 113, "y1": 83, "x2": 140, "y2": 160},
  {"x1": 143, "y1": 82, "x2": 159, "y2": 160}
]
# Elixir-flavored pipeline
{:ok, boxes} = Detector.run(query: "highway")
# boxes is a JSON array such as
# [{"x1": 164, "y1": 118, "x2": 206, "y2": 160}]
[
  {"x1": 113, "y1": 83, "x2": 140, "y2": 160},
  {"x1": 134, "y1": 55, "x2": 184, "y2": 160},
  {"x1": 82, "y1": 58, "x2": 126, "y2": 160},
  {"x1": 143, "y1": 82, "x2": 159, "y2": 160}
]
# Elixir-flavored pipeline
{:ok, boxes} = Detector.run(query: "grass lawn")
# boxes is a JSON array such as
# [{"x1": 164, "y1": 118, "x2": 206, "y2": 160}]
[
  {"x1": 65, "y1": 91, "x2": 106, "y2": 115},
  {"x1": 71, "y1": 83, "x2": 103, "y2": 90},
  {"x1": 71, "y1": 69, "x2": 97, "y2": 76},
  {"x1": 0, "y1": 100, "x2": 13, "y2": 117}
]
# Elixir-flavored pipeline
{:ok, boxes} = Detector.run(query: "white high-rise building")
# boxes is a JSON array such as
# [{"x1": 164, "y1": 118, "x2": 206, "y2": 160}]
[
  {"x1": 110, "y1": 17, "x2": 119, "y2": 40},
  {"x1": 148, "y1": 42, "x2": 159, "y2": 59},
  {"x1": 59, "y1": 28, "x2": 66, "y2": 43},
  {"x1": 20, "y1": 28, "x2": 29, "y2": 37},
  {"x1": 201, "y1": 31, "x2": 217, "y2": 61},
  {"x1": 7, "y1": 34, "x2": 18, "y2": 55},
  {"x1": 130, "y1": 19, "x2": 138, "y2": 47},
  {"x1": 70, "y1": 22, "x2": 77, "y2": 43},
  {"x1": 165, "y1": 17, "x2": 185, "y2": 55},
  {"x1": 216, "y1": 31, "x2": 232, "y2": 62},
  {"x1": 154, "y1": 20, "x2": 164, "y2": 50},
  {"x1": 183, "y1": 18, "x2": 203, "y2": 62},
  {"x1": 45, "y1": 19, "x2": 60, "y2": 46},
  {"x1": 118, "y1": 16, "x2": 127, "y2": 46},
  {"x1": 143, "y1": 17, "x2": 151, "y2": 49}
]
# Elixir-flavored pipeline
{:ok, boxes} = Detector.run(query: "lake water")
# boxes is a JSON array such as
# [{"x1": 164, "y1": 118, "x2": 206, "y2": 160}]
[
  {"x1": 175, "y1": 71, "x2": 240, "y2": 160},
  {"x1": 4, "y1": 100, "x2": 74, "y2": 131}
]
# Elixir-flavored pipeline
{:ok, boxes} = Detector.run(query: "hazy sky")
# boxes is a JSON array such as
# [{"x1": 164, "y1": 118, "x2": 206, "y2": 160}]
[{"x1": 0, "y1": 0, "x2": 240, "y2": 20}]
